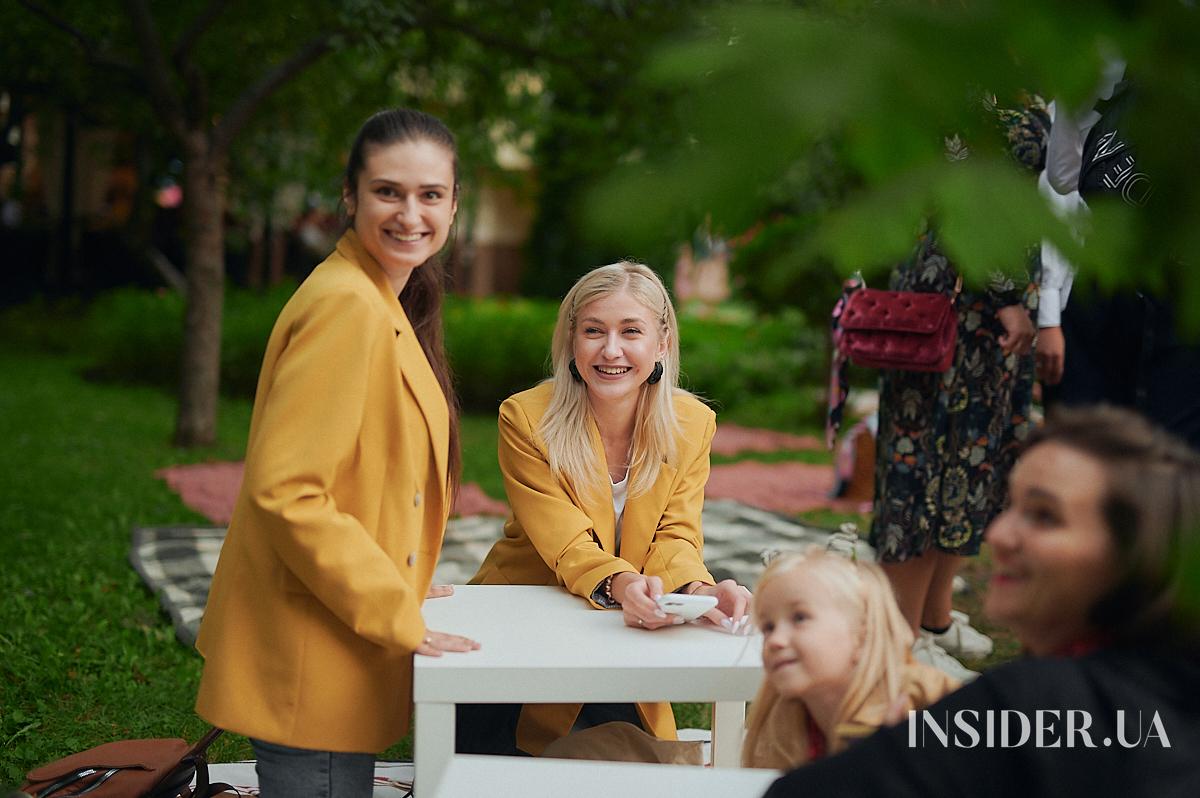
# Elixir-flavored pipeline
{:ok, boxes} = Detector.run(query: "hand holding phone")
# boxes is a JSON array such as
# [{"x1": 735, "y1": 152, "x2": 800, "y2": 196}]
[{"x1": 655, "y1": 593, "x2": 718, "y2": 622}]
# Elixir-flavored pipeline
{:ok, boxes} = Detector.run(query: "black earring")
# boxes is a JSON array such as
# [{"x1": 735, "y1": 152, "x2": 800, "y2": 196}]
[
  {"x1": 646, "y1": 361, "x2": 664, "y2": 385},
  {"x1": 568, "y1": 359, "x2": 583, "y2": 383}
]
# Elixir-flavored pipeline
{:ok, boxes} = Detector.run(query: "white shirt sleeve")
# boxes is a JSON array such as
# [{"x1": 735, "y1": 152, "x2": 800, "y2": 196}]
[{"x1": 1038, "y1": 170, "x2": 1084, "y2": 327}]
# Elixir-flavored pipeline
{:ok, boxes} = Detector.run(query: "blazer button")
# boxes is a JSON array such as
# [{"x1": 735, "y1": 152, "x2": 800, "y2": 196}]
[
  {"x1": 406, "y1": 553, "x2": 417, "y2": 567},
  {"x1": 413, "y1": 491, "x2": 422, "y2": 507}
]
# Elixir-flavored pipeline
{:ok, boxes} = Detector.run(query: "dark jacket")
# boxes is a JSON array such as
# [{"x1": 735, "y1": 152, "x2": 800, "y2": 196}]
[{"x1": 764, "y1": 644, "x2": 1200, "y2": 798}]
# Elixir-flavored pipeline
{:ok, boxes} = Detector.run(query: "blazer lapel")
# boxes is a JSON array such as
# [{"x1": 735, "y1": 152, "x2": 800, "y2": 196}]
[
  {"x1": 396, "y1": 317, "x2": 450, "y2": 497},
  {"x1": 336, "y1": 231, "x2": 450, "y2": 501},
  {"x1": 619, "y1": 460, "x2": 678, "y2": 565}
]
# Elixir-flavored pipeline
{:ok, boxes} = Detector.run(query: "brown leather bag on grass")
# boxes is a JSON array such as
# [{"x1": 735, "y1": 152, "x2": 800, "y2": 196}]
[{"x1": 20, "y1": 727, "x2": 237, "y2": 797}]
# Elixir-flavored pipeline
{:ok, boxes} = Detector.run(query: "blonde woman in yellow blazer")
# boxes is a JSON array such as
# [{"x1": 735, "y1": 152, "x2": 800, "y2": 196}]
[
  {"x1": 195, "y1": 109, "x2": 477, "y2": 798},
  {"x1": 461, "y1": 261, "x2": 753, "y2": 757}
]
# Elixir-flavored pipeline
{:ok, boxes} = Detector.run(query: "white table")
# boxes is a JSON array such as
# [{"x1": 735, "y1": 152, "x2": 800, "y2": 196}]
[
  {"x1": 414, "y1": 585, "x2": 762, "y2": 793},
  {"x1": 428, "y1": 754, "x2": 780, "y2": 798}
]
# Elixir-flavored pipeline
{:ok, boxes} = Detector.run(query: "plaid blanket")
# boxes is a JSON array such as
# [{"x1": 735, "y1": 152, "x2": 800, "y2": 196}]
[{"x1": 130, "y1": 501, "x2": 863, "y2": 647}]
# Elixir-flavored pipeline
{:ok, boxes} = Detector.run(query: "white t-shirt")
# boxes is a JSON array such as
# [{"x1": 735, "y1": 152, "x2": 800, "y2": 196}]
[{"x1": 611, "y1": 471, "x2": 629, "y2": 552}]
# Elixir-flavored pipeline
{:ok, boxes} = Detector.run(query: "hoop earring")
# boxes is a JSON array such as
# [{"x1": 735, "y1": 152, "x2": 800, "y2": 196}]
[
  {"x1": 646, "y1": 361, "x2": 664, "y2": 385},
  {"x1": 569, "y1": 359, "x2": 584, "y2": 383}
]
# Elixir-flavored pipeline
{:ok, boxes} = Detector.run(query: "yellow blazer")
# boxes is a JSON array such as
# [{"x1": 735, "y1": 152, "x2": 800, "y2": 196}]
[
  {"x1": 195, "y1": 230, "x2": 450, "y2": 753},
  {"x1": 470, "y1": 382, "x2": 716, "y2": 753}
]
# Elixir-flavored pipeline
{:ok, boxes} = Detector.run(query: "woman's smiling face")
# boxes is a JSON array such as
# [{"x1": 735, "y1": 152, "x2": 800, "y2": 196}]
[
  {"x1": 344, "y1": 138, "x2": 457, "y2": 292},
  {"x1": 984, "y1": 442, "x2": 1121, "y2": 655},
  {"x1": 572, "y1": 289, "x2": 667, "y2": 407}
]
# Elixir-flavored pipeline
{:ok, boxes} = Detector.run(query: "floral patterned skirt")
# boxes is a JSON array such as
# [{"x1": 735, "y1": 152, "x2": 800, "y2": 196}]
[{"x1": 869, "y1": 247, "x2": 1037, "y2": 562}]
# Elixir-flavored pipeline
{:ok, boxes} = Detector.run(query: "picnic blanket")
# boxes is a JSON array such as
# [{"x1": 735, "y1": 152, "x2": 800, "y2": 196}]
[
  {"x1": 130, "y1": 500, "x2": 869, "y2": 647},
  {"x1": 204, "y1": 728, "x2": 717, "y2": 794},
  {"x1": 207, "y1": 761, "x2": 414, "y2": 796}
]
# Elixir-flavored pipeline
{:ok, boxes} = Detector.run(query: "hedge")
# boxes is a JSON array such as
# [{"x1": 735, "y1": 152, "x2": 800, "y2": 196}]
[{"x1": 47, "y1": 287, "x2": 828, "y2": 427}]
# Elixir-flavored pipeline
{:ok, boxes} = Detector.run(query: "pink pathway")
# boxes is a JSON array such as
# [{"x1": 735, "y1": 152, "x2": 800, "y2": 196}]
[{"x1": 155, "y1": 463, "x2": 509, "y2": 525}]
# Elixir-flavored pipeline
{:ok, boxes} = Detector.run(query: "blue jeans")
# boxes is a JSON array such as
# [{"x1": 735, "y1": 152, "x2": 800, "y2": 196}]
[{"x1": 250, "y1": 738, "x2": 375, "y2": 798}]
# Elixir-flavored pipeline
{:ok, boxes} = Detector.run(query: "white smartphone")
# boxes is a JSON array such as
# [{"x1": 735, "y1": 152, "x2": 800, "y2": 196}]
[{"x1": 655, "y1": 593, "x2": 718, "y2": 621}]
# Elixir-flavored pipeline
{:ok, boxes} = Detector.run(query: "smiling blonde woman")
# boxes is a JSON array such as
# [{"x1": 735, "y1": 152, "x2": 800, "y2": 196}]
[{"x1": 460, "y1": 261, "x2": 752, "y2": 757}]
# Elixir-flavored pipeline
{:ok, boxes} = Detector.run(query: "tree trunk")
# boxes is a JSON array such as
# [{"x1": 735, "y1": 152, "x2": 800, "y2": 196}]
[{"x1": 174, "y1": 136, "x2": 227, "y2": 447}]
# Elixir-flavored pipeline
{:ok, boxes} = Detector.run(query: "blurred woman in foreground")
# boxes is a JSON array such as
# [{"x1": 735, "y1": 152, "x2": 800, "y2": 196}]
[{"x1": 765, "y1": 406, "x2": 1200, "y2": 797}]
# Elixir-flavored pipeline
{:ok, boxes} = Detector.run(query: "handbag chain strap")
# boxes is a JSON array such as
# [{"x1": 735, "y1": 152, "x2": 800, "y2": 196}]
[{"x1": 853, "y1": 270, "x2": 962, "y2": 297}]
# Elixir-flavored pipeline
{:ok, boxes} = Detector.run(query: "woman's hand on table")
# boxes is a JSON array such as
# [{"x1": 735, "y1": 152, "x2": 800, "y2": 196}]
[
  {"x1": 426, "y1": 584, "x2": 455, "y2": 599},
  {"x1": 415, "y1": 629, "x2": 481, "y2": 657},
  {"x1": 613, "y1": 573, "x2": 677, "y2": 630},
  {"x1": 691, "y1": 579, "x2": 753, "y2": 632}
]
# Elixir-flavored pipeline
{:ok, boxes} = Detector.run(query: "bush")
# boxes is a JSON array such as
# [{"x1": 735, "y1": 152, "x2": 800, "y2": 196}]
[
  {"x1": 444, "y1": 298, "x2": 828, "y2": 424},
  {"x1": 24, "y1": 287, "x2": 828, "y2": 429},
  {"x1": 443, "y1": 297, "x2": 558, "y2": 411},
  {"x1": 677, "y1": 306, "x2": 825, "y2": 417},
  {"x1": 80, "y1": 285, "x2": 293, "y2": 396}
]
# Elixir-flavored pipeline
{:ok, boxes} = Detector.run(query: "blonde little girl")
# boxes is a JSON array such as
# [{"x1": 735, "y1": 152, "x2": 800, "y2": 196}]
[{"x1": 743, "y1": 546, "x2": 959, "y2": 768}]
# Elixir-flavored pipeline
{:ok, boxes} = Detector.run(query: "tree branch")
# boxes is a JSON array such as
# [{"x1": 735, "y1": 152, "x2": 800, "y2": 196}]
[
  {"x1": 172, "y1": 0, "x2": 227, "y2": 128},
  {"x1": 421, "y1": 10, "x2": 609, "y2": 93},
  {"x1": 211, "y1": 32, "x2": 336, "y2": 156},
  {"x1": 172, "y1": 0, "x2": 229, "y2": 67},
  {"x1": 426, "y1": 13, "x2": 577, "y2": 71},
  {"x1": 17, "y1": 0, "x2": 140, "y2": 79},
  {"x1": 146, "y1": 245, "x2": 189, "y2": 296},
  {"x1": 123, "y1": 0, "x2": 188, "y2": 142}
]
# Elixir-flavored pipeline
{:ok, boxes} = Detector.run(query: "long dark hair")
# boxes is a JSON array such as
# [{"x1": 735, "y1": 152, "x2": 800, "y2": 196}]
[
  {"x1": 345, "y1": 108, "x2": 461, "y2": 497},
  {"x1": 1027, "y1": 406, "x2": 1200, "y2": 649}
]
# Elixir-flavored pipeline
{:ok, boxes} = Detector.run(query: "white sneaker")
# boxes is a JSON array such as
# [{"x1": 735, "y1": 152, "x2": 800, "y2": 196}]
[
  {"x1": 923, "y1": 609, "x2": 994, "y2": 660},
  {"x1": 912, "y1": 636, "x2": 980, "y2": 683}
]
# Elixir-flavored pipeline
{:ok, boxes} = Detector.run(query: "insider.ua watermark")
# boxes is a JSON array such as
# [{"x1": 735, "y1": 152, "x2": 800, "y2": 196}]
[{"x1": 908, "y1": 709, "x2": 1172, "y2": 749}]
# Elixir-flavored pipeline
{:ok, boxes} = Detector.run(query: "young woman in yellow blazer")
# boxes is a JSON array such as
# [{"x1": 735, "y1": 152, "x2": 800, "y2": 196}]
[
  {"x1": 194, "y1": 108, "x2": 477, "y2": 798},
  {"x1": 461, "y1": 261, "x2": 752, "y2": 756}
]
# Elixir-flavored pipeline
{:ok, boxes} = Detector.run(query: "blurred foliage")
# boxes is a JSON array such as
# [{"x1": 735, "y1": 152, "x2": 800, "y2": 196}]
[
  {"x1": 516, "y1": 1, "x2": 716, "y2": 297},
  {"x1": 5, "y1": 288, "x2": 826, "y2": 428},
  {"x1": 1, "y1": 1, "x2": 712, "y2": 265},
  {"x1": 587, "y1": 0, "x2": 1200, "y2": 331}
]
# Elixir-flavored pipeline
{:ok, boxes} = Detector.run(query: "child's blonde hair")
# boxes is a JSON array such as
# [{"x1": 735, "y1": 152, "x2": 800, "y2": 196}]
[{"x1": 743, "y1": 546, "x2": 916, "y2": 765}]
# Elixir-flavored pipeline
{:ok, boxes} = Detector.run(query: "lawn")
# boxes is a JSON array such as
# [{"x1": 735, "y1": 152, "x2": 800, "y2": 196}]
[{"x1": 0, "y1": 349, "x2": 253, "y2": 783}]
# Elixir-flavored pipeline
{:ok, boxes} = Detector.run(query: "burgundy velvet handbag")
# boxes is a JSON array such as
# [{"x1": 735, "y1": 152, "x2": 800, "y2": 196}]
[{"x1": 838, "y1": 285, "x2": 959, "y2": 373}]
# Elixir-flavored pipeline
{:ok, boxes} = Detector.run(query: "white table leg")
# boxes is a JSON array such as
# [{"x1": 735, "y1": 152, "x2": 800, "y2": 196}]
[
  {"x1": 414, "y1": 701, "x2": 456, "y2": 795},
  {"x1": 710, "y1": 700, "x2": 746, "y2": 768}
]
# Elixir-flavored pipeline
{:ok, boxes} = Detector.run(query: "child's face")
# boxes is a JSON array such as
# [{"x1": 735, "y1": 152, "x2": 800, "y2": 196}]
[{"x1": 756, "y1": 567, "x2": 861, "y2": 702}]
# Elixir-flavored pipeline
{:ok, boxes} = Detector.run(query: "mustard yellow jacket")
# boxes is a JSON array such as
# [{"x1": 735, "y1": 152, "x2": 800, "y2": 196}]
[
  {"x1": 470, "y1": 382, "x2": 717, "y2": 753},
  {"x1": 195, "y1": 231, "x2": 450, "y2": 753}
]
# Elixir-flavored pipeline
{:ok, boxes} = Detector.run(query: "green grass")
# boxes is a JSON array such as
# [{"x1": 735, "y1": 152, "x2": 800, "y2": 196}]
[
  {"x1": 0, "y1": 350, "x2": 254, "y2": 784},
  {"x1": 459, "y1": 413, "x2": 504, "y2": 502},
  {"x1": 711, "y1": 449, "x2": 831, "y2": 466}
]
